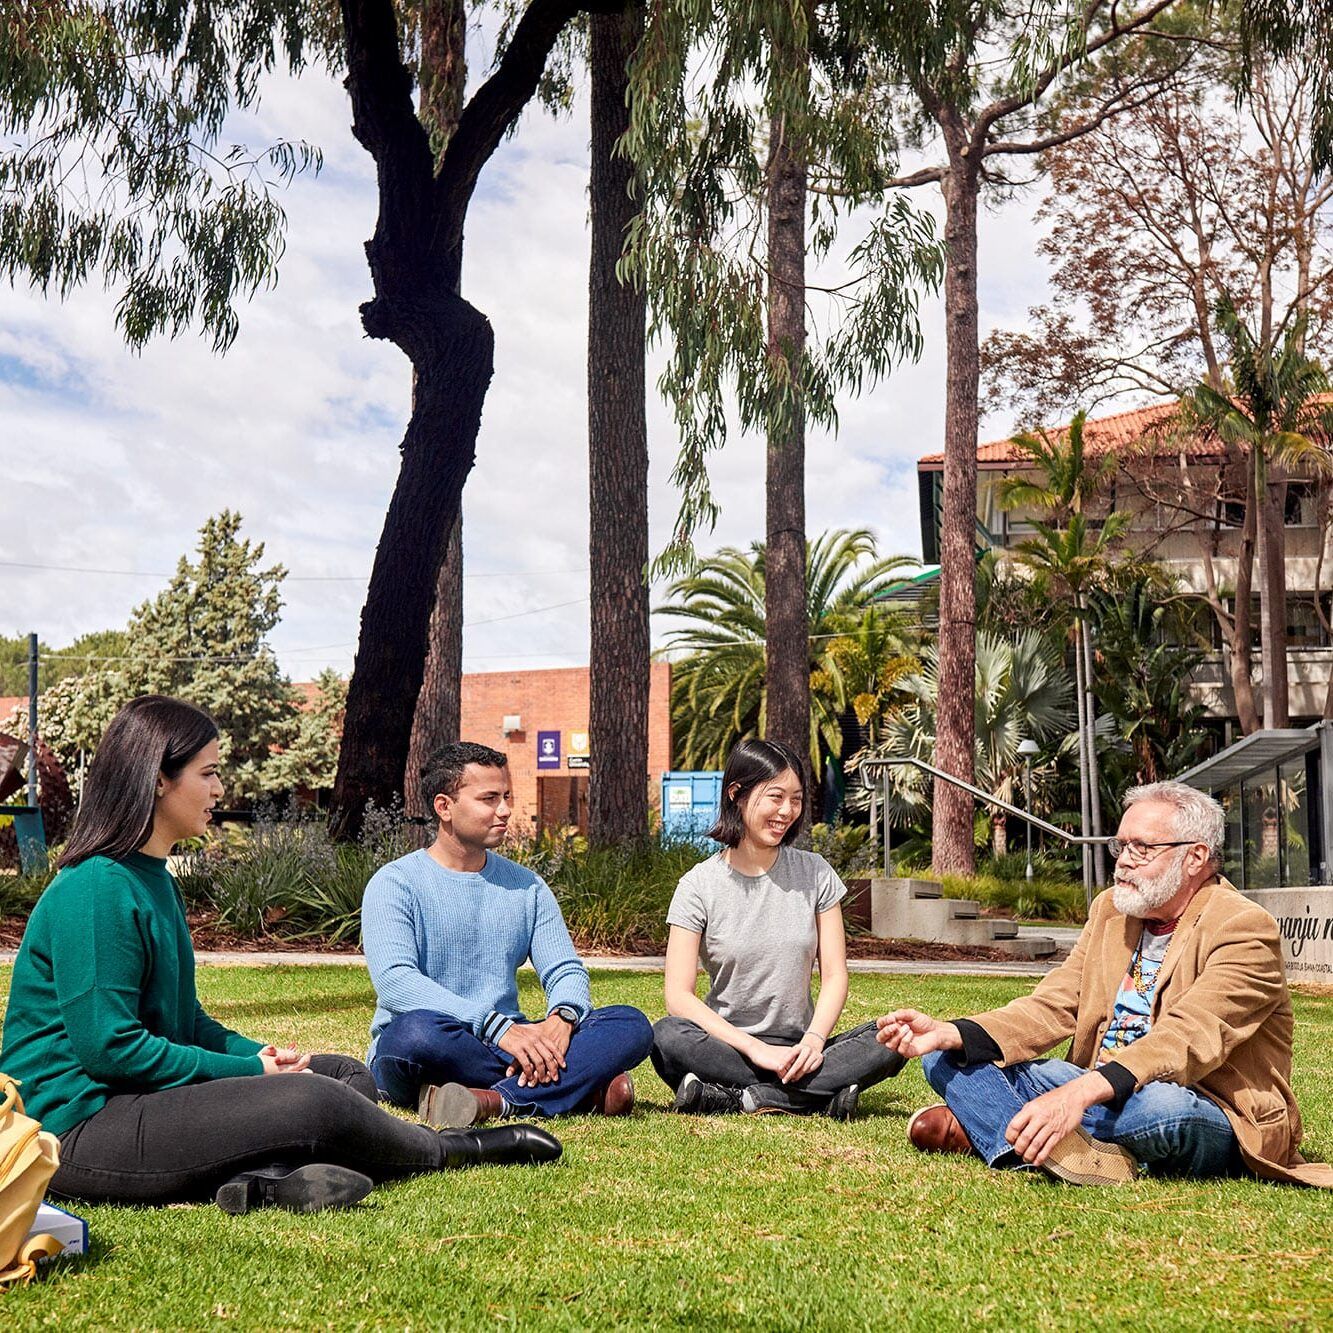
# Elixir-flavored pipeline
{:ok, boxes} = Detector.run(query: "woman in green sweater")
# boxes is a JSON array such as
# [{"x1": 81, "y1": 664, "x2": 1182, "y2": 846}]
[{"x1": 0, "y1": 695, "x2": 560, "y2": 1214}]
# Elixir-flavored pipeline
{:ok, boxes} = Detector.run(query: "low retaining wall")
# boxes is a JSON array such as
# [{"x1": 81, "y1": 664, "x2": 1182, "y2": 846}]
[{"x1": 1245, "y1": 886, "x2": 1333, "y2": 986}]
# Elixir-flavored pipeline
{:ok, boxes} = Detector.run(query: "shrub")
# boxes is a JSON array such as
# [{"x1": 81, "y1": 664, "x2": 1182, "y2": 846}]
[{"x1": 809, "y1": 822, "x2": 881, "y2": 878}]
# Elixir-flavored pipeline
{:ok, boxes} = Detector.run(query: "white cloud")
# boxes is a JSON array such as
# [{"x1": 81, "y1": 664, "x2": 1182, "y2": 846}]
[{"x1": 2, "y1": 59, "x2": 1054, "y2": 683}]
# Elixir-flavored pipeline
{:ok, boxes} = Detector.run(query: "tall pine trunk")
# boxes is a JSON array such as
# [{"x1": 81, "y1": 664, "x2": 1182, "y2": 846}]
[
  {"x1": 931, "y1": 143, "x2": 981, "y2": 874},
  {"x1": 587, "y1": 3, "x2": 650, "y2": 844},
  {"x1": 763, "y1": 38, "x2": 811, "y2": 778}
]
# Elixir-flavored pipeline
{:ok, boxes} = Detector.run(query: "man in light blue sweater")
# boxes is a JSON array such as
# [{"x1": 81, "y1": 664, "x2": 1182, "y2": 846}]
[{"x1": 363, "y1": 741, "x2": 653, "y2": 1127}]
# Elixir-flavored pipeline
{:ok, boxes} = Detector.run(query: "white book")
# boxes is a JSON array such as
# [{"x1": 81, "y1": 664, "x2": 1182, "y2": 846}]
[{"x1": 28, "y1": 1202, "x2": 88, "y2": 1258}]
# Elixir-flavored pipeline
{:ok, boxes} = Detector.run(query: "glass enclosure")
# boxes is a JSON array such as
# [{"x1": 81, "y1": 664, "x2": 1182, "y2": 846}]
[{"x1": 1202, "y1": 747, "x2": 1321, "y2": 890}]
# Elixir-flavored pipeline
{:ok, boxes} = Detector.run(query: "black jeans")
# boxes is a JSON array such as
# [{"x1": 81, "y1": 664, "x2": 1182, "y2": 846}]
[
  {"x1": 650, "y1": 1017, "x2": 903, "y2": 1108},
  {"x1": 52, "y1": 1054, "x2": 451, "y2": 1205}
]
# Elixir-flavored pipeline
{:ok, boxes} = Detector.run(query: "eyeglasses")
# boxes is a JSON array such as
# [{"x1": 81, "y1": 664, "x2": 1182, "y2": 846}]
[{"x1": 1106, "y1": 838, "x2": 1195, "y2": 864}]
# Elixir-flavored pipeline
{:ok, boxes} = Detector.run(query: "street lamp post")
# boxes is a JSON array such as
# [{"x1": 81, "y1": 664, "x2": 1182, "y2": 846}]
[{"x1": 1017, "y1": 738, "x2": 1040, "y2": 882}]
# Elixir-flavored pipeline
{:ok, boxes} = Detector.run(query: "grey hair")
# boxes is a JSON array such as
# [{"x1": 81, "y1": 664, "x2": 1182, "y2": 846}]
[{"x1": 1122, "y1": 781, "x2": 1226, "y2": 865}]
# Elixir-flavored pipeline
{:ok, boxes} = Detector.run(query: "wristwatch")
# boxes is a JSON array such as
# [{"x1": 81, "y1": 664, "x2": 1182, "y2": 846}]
[{"x1": 549, "y1": 1005, "x2": 580, "y2": 1030}]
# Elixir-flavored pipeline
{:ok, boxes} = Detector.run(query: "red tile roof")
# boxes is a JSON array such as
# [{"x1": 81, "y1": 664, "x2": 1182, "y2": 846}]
[
  {"x1": 920, "y1": 393, "x2": 1333, "y2": 468},
  {"x1": 918, "y1": 400, "x2": 1216, "y2": 468}
]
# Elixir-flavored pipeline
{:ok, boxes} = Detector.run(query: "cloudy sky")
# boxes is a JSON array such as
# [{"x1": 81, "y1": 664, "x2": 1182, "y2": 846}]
[{"x1": 1, "y1": 40, "x2": 1052, "y2": 685}]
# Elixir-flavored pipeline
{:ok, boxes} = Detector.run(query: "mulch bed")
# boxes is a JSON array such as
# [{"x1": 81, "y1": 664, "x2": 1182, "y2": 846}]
[{"x1": 0, "y1": 910, "x2": 1021, "y2": 964}]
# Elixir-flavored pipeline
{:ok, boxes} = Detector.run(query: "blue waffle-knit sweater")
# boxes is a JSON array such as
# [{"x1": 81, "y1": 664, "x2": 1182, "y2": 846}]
[{"x1": 361, "y1": 848, "x2": 592, "y2": 1059}]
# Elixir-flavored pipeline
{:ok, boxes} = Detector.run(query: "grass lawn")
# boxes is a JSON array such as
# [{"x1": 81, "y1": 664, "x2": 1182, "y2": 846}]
[{"x1": 3, "y1": 966, "x2": 1331, "y2": 1330}]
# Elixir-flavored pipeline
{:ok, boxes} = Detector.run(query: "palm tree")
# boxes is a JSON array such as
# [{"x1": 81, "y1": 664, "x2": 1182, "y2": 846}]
[
  {"x1": 820, "y1": 607, "x2": 919, "y2": 849},
  {"x1": 1090, "y1": 582, "x2": 1210, "y2": 785},
  {"x1": 994, "y1": 411, "x2": 1142, "y2": 889},
  {"x1": 862, "y1": 630, "x2": 1075, "y2": 856},
  {"x1": 659, "y1": 530, "x2": 918, "y2": 774},
  {"x1": 1185, "y1": 299, "x2": 1332, "y2": 729}
]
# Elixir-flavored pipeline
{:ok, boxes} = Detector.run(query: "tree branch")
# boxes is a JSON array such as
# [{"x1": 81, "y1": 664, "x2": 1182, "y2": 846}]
[
  {"x1": 435, "y1": 0, "x2": 618, "y2": 252},
  {"x1": 973, "y1": 0, "x2": 1182, "y2": 145},
  {"x1": 339, "y1": 0, "x2": 435, "y2": 266}
]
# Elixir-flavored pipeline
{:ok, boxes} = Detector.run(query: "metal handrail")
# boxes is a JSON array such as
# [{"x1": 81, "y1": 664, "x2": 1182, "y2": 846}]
[{"x1": 860, "y1": 755, "x2": 1110, "y2": 847}]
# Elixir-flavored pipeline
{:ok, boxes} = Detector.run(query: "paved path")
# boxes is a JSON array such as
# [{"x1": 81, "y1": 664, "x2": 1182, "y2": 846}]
[{"x1": 0, "y1": 949, "x2": 1054, "y2": 978}]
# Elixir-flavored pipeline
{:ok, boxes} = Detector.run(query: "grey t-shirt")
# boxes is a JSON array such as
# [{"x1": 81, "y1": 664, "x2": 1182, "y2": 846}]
[{"x1": 666, "y1": 846, "x2": 847, "y2": 1040}]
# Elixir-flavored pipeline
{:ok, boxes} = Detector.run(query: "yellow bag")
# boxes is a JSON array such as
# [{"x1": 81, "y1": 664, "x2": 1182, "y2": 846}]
[{"x1": 0, "y1": 1076, "x2": 61, "y2": 1290}]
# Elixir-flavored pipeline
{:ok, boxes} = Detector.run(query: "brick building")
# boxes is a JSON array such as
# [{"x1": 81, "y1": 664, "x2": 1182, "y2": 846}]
[{"x1": 460, "y1": 662, "x2": 673, "y2": 834}]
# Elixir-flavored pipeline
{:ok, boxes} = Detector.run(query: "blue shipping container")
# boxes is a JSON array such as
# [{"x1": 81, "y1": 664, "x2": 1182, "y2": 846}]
[{"x1": 660, "y1": 771, "x2": 723, "y2": 846}]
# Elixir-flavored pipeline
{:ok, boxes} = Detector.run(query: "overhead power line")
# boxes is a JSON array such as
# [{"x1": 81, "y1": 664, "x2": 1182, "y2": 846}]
[{"x1": 0, "y1": 559, "x2": 589, "y2": 582}]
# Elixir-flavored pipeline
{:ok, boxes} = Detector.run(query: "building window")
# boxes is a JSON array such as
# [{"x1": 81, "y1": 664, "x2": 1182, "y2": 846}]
[{"x1": 1284, "y1": 480, "x2": 1320, "y2": 529}]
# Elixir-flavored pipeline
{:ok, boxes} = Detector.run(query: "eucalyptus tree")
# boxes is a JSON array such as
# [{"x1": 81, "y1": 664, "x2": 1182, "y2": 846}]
[
  {"x1": 624, "y1": 1, "x2": 942, "y2": 773},
  {"x1": 857, "y1": 0, "x2": 1193, "y2": 874},
  {"x1": 0, "y1": 2, "x2": 623, "y2": 837}
]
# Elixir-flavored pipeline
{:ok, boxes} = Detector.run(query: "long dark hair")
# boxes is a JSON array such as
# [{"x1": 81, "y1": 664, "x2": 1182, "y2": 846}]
[
  {"x1": 707, "y1": 738, "x2": 808, "y2": 848},
  {"x1": 58, "y1": 696, "x2": 220, "y2": 868}
]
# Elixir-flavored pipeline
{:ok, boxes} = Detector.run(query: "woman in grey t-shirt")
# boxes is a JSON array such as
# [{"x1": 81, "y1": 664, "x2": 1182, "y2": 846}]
[{"x1": 651, "y1": 739, "x2": 904, "y2": 1118}]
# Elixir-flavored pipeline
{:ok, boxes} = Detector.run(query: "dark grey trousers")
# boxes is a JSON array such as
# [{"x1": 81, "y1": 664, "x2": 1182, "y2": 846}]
[
  {"x1": 650, "y1": 1016, "x2": 904, "y2": 1109},
  {"x1": 52, "y1": 1054, "x2": 450, "y2": 1204}
]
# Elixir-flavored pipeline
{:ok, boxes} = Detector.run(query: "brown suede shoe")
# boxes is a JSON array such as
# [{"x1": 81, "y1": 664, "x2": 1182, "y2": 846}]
[
  {"x1": 907, "y1": 1103, "x2": 977, "y2": 1157},
  {"x1": 418, "y1": 1083, "x2": 504, "y2": 1129},
  {"x1": 1038, "y1": 1127, "x2": 1140, "y2": 1186},
  {"x1": 591, "y1": 1071, "x2": 636, "y2": 1117}
]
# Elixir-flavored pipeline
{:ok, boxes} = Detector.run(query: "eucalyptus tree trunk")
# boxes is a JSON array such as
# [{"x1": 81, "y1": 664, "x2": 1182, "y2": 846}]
[
  {"x1": 587, "y1": 2, "x2": 650, "y2": 844},
  {"x1": 405, "y1": 0, "x2": 468, "y2": 820},
  {"x1": 763, "y1": 23, "x2": 811, "y2": 781},
  {"x1": 931, "y1": 133, "x2": 981, "y2": 874}
]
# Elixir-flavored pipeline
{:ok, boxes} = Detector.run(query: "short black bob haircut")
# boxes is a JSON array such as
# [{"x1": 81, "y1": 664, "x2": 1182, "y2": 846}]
[
  {"x1": 707, "y1": 737, "x2": 808, "y2": 847},
  {"x1": 421, "y1": 740, "x2": 509, "y2": 815},
  {"x1": 59, "y1": 695, "x2": 220, "y2": 869}
]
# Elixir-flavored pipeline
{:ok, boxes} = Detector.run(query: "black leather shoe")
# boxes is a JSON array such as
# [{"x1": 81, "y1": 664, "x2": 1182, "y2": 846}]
[
  {"x1": 438, "y1": 1123, "x2": 563, "y2": 1168},
  {"x1": 214, "y1": 1163, "x2": 373, "y2": 1216}
]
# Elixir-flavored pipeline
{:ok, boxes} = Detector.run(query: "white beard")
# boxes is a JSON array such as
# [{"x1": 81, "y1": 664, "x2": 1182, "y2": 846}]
[{"x1": 1112, "y1": 853, "x2": 1185, "y2": 918}]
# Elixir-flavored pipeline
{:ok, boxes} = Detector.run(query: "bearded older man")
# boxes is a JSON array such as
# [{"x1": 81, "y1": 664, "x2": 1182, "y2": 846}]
[{"x1": 876, "y1": 781, "x2": 1333, "y2": 1187}]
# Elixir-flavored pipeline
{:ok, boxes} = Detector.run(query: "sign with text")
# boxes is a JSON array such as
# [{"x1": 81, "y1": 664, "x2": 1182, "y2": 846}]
[
  {"x1": 536, "y1": 730, "x2": 561, "y2": 770},
  {"x1": 1245, "y1": 886, "x2": 1333, "y2": 985},
  {"x1": 568, "y1": 755, "x2": 589, "y2": 770}
]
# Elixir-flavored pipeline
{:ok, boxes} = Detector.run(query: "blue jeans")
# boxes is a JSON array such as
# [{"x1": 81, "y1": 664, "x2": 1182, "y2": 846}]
[
  {"x1": 371, "y1": 1005, "x2": 654, "y2": 1118},
  {"x1": 922, "y1": 1052, "x2": 1242, "y2": 1177}
]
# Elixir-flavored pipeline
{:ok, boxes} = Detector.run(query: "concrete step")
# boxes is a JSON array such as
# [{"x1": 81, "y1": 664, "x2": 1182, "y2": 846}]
[
  {"x1": 986, "y1": 917, "x2": 1018, "y2": 939},
  {"x1": 946, "y1": 899, "x2": 981, "y2": 920},
  {"x1": 987, "y1": 935, "x2": 1058, "y2": 959}
]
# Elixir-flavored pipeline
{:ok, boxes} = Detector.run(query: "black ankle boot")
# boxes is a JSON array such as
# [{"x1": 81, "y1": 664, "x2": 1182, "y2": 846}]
[
  {"x1": 214, "y1": 1163, "x2": 373, "y2": 1216},
  {"x1": 437, "y1": 1123, "x2": 563, "y2": 1169}
]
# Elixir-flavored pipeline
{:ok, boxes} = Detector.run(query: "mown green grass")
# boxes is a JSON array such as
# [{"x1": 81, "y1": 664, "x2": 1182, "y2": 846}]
[{"x1": 3, "y1": 967, "x2": 1331, "y2": 1330}]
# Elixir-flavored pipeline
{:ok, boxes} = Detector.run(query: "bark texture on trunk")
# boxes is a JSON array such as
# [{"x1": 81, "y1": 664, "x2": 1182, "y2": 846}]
[
  {"x1": 331, "y1": 0, "x2": 596, "y2": 836},
  {"x1": 587, "y1": 3, "x2": 650, "y2": 845},
  {"x1": 403, "y1": 0, "x2": 468, "y2": 818},
  {"x1": 764, "y1": 101, "x2": 810, "y2": 775},
  {"x1": 931, "y1": 145, "x2": 980, "y2": 875},
  {"x1": 405, "y1": 512, "x2": 463, "y2": 817}
]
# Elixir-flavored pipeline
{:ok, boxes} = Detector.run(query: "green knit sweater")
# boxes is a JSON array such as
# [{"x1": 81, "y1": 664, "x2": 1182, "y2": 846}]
[{"x1": 0, "y1": 852, "x2": 264, "y2": 1137}]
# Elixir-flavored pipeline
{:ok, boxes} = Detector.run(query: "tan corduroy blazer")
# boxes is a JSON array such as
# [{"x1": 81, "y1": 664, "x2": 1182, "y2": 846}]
[{"x1": 969, "y1": 876, "x2": 1332, "y2": 1188}]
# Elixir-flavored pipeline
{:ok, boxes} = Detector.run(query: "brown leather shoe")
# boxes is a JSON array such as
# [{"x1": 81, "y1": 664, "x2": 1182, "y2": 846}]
[
  {"x1": 418, "y1": 1083, "x2": 504, "y2": 1129},
  {"x1": 591, "y1": 1071, "x2": 635, "y2": 1117},
  {"x1": 907, "y1": 1102, "x2": 976, "y2": 1157}
]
